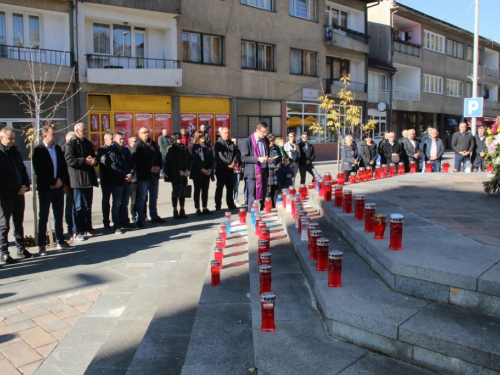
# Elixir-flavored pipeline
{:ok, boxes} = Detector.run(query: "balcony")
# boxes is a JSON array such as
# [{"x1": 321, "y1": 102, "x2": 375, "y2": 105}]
[
  {"x1": 0, "y1": 44, "x2": 72, "y2": 66},
  {"x1": 368, "y1": 89, "x2": 389, "y2": 103},
  {"x1": 393, "y1": 87, "x2": 420, "y2": 101},
  {"x1": 332, "y1": 78, "x2": 366, "y2": 93},
  {"x1": 484, "y1": 101, "x2": 499, "y2": 110},
  {"x1": 85, "y1": 55, "x2": 182, "y2": 87},
  {"x1": 484, "y1": 66, "x2": 499, "y2": 78},
  {"x1": 324, "y1": 25, "x2": 369, "y2": 54},
  {"x1": 393, "y1": 39, "x2": 421, "y2": 58},
  {"x1": 325, "y1": 78, "x2": 367, "y2": 101}
]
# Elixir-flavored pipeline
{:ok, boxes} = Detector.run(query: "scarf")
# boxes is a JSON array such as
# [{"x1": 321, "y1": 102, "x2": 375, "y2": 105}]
[{"x1": 251, "y1": 133, "x2": 268, "y2": 200}]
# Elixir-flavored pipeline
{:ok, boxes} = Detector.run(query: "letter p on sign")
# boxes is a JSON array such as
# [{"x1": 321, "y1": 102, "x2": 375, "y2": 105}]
[{"x1": 464, "y1": 98, "x2": 483, "y2": 117}]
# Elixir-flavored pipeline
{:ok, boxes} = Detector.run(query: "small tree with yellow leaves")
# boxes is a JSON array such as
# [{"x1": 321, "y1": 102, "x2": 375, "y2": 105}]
[{"x1": 310, "y1": 74, "x2": 377, "y2": 170}]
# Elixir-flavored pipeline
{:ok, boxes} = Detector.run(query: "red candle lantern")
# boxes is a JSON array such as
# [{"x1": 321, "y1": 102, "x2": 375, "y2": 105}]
[
  {"x1": 255, "y1": 214, "x2": 262, "y2": 235},
  {"x1": 239, "y1": 208, "x2": 247, "y2": 224},
  {"x1": 309, "y1": 230, "x2": 322, "y2": 260},
  {"x1": 307, "y1": 223, "x2": 319, "y2": 250},
  {"x1": 316, "y1": 238, "x2": 329, "y2": 271},
  {"x1": 343, "y1": 190, "x2": 353, "y2": 214},
  {"x1": 264, "y1": 197, "x2": 273, "y2": 213},
  {"x1": 398, "y1": 162, "x2": 405, "y2": 175},
  {"x1": 291, "y1": 197, "x2": 300, "y2": 219},
  {"x1": 337, "y1": 172, "x2": 346, "y2": 186},
  {"x1": 299, "y1": 184, "x2": 308, "y2": 200},
  {"x1": 257, "y1": 221, "x2": 267, "y2": 237},
  {"x1": 214, "y1": 247, "x2": 223, "y2": 269},
  {"x1": 334, "y1": 185, "x2": 343, "y2": 207},
  {"x1": 215, "y1": 237, "x2": 225, "y2": 250},
  {"x1": 211, "y1": 260, "x2": 221, "y2": 286},
  {"x1": 260, "y1": 227, "x2": 270, "y2": 242},
  {"x1": 389, "y1": 214, "x2": 404, "y2": 250},
  {"x1": 389, "y1": 163, "x2": 396, "y2": 177},
  {"x1": 328, "y1": 251, "x2": 343, "y2": 287},
  {"x1": 374, "y1": 167, "x2": 380, "y2": 180},
  {"x1": 297, "y1": 209, "x2": 307, "y2": 233},
  {"x1": 218, "y1": 228, "x2": 227, "y2": 245},
  {"x1": 348, "y1": 172, "x2": 357, "y2": 184},
  {"x1": 261, "y1": 292, "x2": 276, "y2": 332},
  {"x1": 365, "y1": 166, "x2": 372, "y2": 181},
  {"x1": 319, "y1": 179, "x2": 325, "y2": 198},
  {"x1": 442, "y1": 161, "x2": 450, "y2": 173},
  {"x1": 364, "y1": 203, "x2": 376, "y2": 232},
  {"x1": 324, "y1": 172, "x2": 332, "y2": 182},
  {"x1": 374, "y1": 214, "x2": 387, "y2": 240},
  {"x1": 425, "y1": 162, "x2": 432, "y2": 173},
  {"x1": 260, "y1": 251, "x2": 271, "y2": 266},
  {"x1": 258, "y1": 239, "x2": 270, "y2": 260},
  {"x1": 354, "y1": 195, "x2": 365, "y2": 220},
  {"x1": 288, "y1": 186, "x2": 296, "y2": 197},
  {"x1": 409, "y1": 161, "x2": 416, "y2": 173},
  {"x1": 358, "y1": 167, "x2": 365, "y2": 182},
  {"x1": 380, "y1": 164, "x2": 387, "y2": 178},
  {"x1": 259, "y1": 265, "x2": 272, "y2": 294},
  {"x1": 324, "y1": 181, "x2": 332, "y2": 201}
]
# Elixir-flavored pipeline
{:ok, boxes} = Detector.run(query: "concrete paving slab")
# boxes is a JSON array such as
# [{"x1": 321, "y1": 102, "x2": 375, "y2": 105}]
[{"x1": 338, "y1": 352, "x2": 435, "y2": 375}]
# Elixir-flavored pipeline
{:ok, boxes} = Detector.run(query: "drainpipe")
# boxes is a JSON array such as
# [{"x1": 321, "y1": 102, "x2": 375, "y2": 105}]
[
  {"x1": 389, "y1": 5, "x2": 398, "y2": 132},
  {"x1": 72, "y1": 0, "x2": 81, "y2": 120}
]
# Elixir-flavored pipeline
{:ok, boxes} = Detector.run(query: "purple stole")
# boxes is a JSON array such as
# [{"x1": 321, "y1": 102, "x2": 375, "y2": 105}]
[{"x1": 251, "y1": 133, "x2": 268, "y2": 200}]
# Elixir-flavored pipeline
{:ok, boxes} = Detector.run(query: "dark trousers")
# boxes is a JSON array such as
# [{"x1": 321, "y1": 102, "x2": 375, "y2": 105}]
[
  {"x1": 111, "y1": 183, "x2": 131, "y2": 227},
  {"x1": 299, "y1": 163, "x2": 317, "y2": 184},
  {"x1": 194, "y1": 176, "x2": 210, "y2": 209},
  {"x1": 215, "y1": 169, "x2": 234, "y2": 209},
  {"x1": 101, "y1": 183, "x2": 111, "y2": 226},
  {"x1": 0, "y1": 195, "x2": 25, "y2": 254},
  {"x1": 73, "y1": 188, "x2": 93, "y2": 234},
  {"x1": 268, "y1": 184, "x2": 280, "y2": 208},
  {"x1": 246, "y1": 171, "x2": 269, "y2": 211},
  {"x1": 130, "y1": 182, "x2": 147, "y2": 221},
  {"x1": 38, "y1": 188, "x2": 65, "y2": 247},
  {"x1": 454, "y1": 154, "x2": 471, "y2": 171},
  {"x1": 65, "y1": 187, "x2": 76, "y2": 234}
]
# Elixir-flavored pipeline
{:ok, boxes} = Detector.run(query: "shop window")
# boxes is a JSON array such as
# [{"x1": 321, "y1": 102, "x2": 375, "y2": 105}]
[{"x1": 237, "y1": 100, "x2": 281, "y2": 137}]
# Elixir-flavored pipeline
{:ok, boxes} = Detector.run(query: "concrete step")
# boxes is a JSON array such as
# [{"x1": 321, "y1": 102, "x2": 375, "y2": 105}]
[
  {"x1": 309, "y1": 192, "x2": 500, "y2": 317},
  {"x1": 279, "y1": 203, "x2": 500, "y2": 375}
]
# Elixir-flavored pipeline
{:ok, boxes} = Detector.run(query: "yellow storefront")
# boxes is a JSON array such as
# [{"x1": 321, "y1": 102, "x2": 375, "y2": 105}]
[{"x1": 87, "y1": 94, "x2": 172, "y2": 149}]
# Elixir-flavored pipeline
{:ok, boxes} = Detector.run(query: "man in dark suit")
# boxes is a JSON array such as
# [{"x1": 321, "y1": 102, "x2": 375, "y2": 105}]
[
  {"x1": 0, "y1": 127, "x2": 32, "y2": 264},
  {"x1": 451, "y1": 122, "x2": 474, "y2": 172},
  {"x1": 240, "y1": 121, "x2": 273, "y2": 211},
  {"x1": 33, "y1": 125, "x2": 75, "y2": 255},
  {"x1": 98, "y1": 132, "x2": 113, "y2": 229},
  {"x1": 402, "y1": 129, "x2": 420, "y2": 172},
  {"x1": 214, "y1": 126, "x2": 237, "y2": 211},
  {"x1": 423, "y1": 128, "x2": 445, "y2": 172},
  {"x1": 473, "y1": 126, "x2": 487, "y2": 172},
  {"x1": 298, "y1": 132, "x2": 318, "y2": 184},
  {"x1": 380, "y1": 132, "x2": 403, "y2": 172}
]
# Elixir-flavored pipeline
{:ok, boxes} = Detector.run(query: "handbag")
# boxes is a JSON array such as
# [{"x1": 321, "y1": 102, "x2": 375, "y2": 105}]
[{"x1": 173, "y1": 184, "x2": 192, "y2": 198}]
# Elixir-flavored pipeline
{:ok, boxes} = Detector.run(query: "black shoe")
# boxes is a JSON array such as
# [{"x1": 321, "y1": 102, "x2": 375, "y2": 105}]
[
  {"x1": 123, "y1": 223, "x2": 138, "y2": 230},
  {"x1": 173, "y1": 209, "x2": 180, "y2": 219},
  {"x1": 227, "y1": 205, "x2": 237, "y2": 210},
  {"x1": 196, "y1": 209, "x2": 203, "y2": 216},
  {"x1": 39, "y1": 247, "x2": 48, "y2": 256},
  {"x1": 137, "y1": 221, "x2": 144, "y2": 228},
  {"x1": 179, "y1": 209, "x2": 188, "y2": 219},
  {"x1": 215, "y1": 207, "x2": 221, "y2": 212},
  {"x1": 1, "y1": 253, "x2": 17, "y2": 264},
  {"x1": 203, "y1": 208, "x2": 212, "y2": 215},
  {"x1": 103, "y1": 223, "x2": 112, "y2": 230},
  {"x1": 17, "y1": 249, "x2": 33, "y2": 259},
  {"x1": 151, "y1": 217, "x2": 166, "y2": 223}
]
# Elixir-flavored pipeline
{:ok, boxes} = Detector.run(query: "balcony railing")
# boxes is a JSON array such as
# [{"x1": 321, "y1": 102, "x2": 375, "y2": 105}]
[
  {"x1": 332, "y1": 78, "x2": 366, "y2": 92},
  {"x1": 484, "y1": 100, "x2": 499, "y2": 110},
  {"x1": 393, "y1": 86, "x2": 420, "y2": 101},
  {"x1": 484, "y1": 66, "x2": 499, "y2": 78},
  {"x1": 368, "y1": 89, "x2": 389, "y2": 103},
  {"x1": 393, "y1": 39, "x2": 421, "y2": 58},
  {"x1": 86, "y1": 54, "x2": 180, "y2": 70},
  {"x1": 0, "y1": 44, "x2": 72, "y2": 66},
  {"x1": 324, "y1": 25, "x2": 368, "y2": 44}
]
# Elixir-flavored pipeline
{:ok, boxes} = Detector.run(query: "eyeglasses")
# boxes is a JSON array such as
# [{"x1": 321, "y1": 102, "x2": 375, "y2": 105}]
[{"x1": 258, "y1": 128, "x2": 268, "y2": 134}]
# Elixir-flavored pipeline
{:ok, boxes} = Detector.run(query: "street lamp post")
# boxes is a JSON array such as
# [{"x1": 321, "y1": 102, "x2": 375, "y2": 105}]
[{"x1": 471, "y1": 0, "x2": 480, "y2": 135}]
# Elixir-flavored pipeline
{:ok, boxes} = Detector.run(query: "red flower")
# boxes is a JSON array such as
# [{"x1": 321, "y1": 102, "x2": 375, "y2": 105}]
[{"x1": 492, "y1": 123, "x2": 499, "y2": 135}]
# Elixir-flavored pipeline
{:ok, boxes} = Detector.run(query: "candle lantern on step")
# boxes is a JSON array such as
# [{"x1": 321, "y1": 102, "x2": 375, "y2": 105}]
[
  {"x1": 300, "y1": 215, "x2": 309, "y2": 241},
  {"x1": 358, "y1": 167, "x2": 365, "y2": 182},
  {"x1": 264, "y1": 197, "x2": 272, "y2": 213},
  {"x1": 348, "y1": 172, "x2": 357, "y2": 184},
  {"x1": 239, "y1": 208, "x2": 247, "y2": 224},
  {"x1": 364, "y1": 203, "x2": 376, "y2": 232},
  {"x1": 354, "y1": 195, "x2": 365, "y2": 220},
  {"x1": 297, "y1": 209, "x2": 307, "y2": 232},
  {"x1": 299, "y1": 184, "x2": 308, "y2": 200},
  {"x1": 309, "y1": 230, "x2": 322, "y2": 260},
  {"x1": 365, "y1": 166, "x2": 372, "y2": 181},
  {"x1": 257, "y1": 221, "x2": 267, "y2": 237},
  {"x1": 261, "y1": 292, "x2": 276, "y2": 332},
  {"x1": 389, "y1": 214, "x2": 404, "y2": 250},
  {"x1": 250, "y1": 207, "x2": 257, "y2": 227},
  {"x1": 316, "y1": 238, "x2": 329, "y2": 271},
  {"x1": 288, "y1": 186, "x2": 296, "y2": 197},
  {"x1": 374, "y1": 214, "x2": 387, "y2": 240},
  {"x1": 254, "y1": 214, "x2": 262, "y2": 235},
  {"x1": 324, "y1": 180, "x2": 332, "y2": 201},
  {"x1": 307, "y1": 223, "x2": 319, "y2": 250},
  {"x1": 291, "y1": 197, "x2": 300, "y2": 219},
  {"x1": 224, "y1": 212, "x2": 232, "y2": 233},
  {"x1": 286, "y1": 194, "x2": 293, "y2": 213},
  {"x1": 337, "y1": 172, "x2": 346, "y2": 186},
  {"x1": 343, "y1": 190, "x2": 353, "y2": 214},
  {"x1": 398, "y1": 162, "x2": 405, "y2": 175},
  {"x1": 258, "y1": 239, "x2": 270, "y2": 260},
  {"x1": 211, "y1": 260, "x2": 221, "y2": 286},
  {"x1": 259, "y1": 265, "x2": 272, "y2": 294},
  {"x1": 319, "y1": 178, "x2": 325, "y2": 198},
  {"x1": 425, "y1": 162, "x2": 432, "y2": 173},
  {"x1": 214, "y1": 247, "x2": 223, "y2": 269},
  {"x1": 260, "y1": 251, "x2": 271, "y2": 266},
  {"x1": 259, "y1": 227, "x2": 270, "y2": 243},
  {"x1": 409, "y1": 161, "x2": 416, "y2": 173},
  {"x1": 380, "y1": 164, "x2": 387, "y2": 178},
  {"x1": 442, "y1": 161, "x2": 450, "y2": 173},
  {"x1": 389, "y1": 163, "x2": 396, "y2": 177},
  {"x1": 334, "y1": 185, "x2": 343, "y2": 207},
  {"x1": 328, "y1": 251, "x2": 343, "y2": 287},
  {"x1": 215, "y1": 237, "x2": 225, "y2": 250}
]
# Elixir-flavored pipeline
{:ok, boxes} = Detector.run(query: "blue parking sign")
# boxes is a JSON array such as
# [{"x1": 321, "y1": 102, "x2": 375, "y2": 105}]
[{"x1": 463, "y1": 98, "x2": 483, "y2": 117}]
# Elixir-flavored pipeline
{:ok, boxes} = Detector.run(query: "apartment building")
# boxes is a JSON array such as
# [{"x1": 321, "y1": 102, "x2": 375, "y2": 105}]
[{"x1": 368, "y1": 0, "x2": 500, "y2": 143}]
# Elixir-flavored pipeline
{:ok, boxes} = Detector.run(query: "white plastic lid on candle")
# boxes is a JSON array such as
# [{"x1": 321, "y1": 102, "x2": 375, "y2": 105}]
[
  {"x1": 298, "y1": 210, "x2": 308, "y2": 216},
  {"x1": 258, "y1": 239, "x2": 269, "y2": 246},
  {"x1": 324, "y1": 180, "x2": 332, "y2": 185},
  {"x1": 365, "y1": 203, "x2": 376, "y2": 209},
  {"x1": 354, "y1": 195, "x2": 365, "y2": 200},
  {"x1": 261, "y1": 292, "x2": 276, "y2": 302},
  {"x1": 225, "y1": 211, "x2": 231, "y2": 217},
  {"x1": 310, "y1": 229, "x2": 322, "y2": 237},
  {"x1": 328, "y1": 250, "x2": 343, "y2": 259},
  {"x1": 211, "y1": 260, "x2": 221, "y2": 266},
  {"x1": 260, "y1": 252, "x2": 271, "y2": 260},
  {"x1": 335, "y1": 185, "x2": 343, "y2": 190},
  {"x1": 265, "y1": 197, "x2": 272, "y2": 201},
  {"x1": 240, "y1": 208, "x2": 247, "y2": 212},
  {"x1": 308, "y1": 222, "x2": 319, "y2": 229},
  {"x1": 358, "y1": 167, "x2": 365, "y2": 171},
  {"x1": 214, "y1": 247, "x2": 223, "y2": 253},
  {"x1": 343, "y1": 190, "x2": 352, "y2": 195},
  {"x1": 317, "y1": 238, "x2": 330, "y2": 246},
  {"x1": 390, "y1": 214, "x2": 404, "y2": 223},
  {"x1": 259, "y1": 265, "x2": 272, "y2": 273},
  {"x1": 325, "y1": 172, "x2": 331, "y2": 176},
  {"x1": 300, "y1": 184, "x2": 306, "y2": 187},
  {"x1": 261, "y1": 228, "x2": 270, "y2": 234},
  {"x1": 350, "y1": 172, "x2": 356, "y2": 176}
]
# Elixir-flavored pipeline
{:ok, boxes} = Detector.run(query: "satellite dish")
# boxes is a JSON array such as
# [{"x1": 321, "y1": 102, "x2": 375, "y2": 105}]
[{"x1": 377, "y1": 102, "x2": 387, "y2": 112}]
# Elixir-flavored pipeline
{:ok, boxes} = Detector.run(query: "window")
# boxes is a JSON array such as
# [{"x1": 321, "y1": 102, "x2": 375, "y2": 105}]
[
  {"x1": 241, "y1": 0, "x2": 274, "y2": 11},
  {"x1": 237, "y1": 100, "x2": 281, "y2": 137},
  {"x1": 113, "y1": 25, "x2": 131, "y2": 57},
  {"x1": 446, "y1": 79, "x2": 463, "y2": 97},
  {"x1": 446, "y1": 39, "x2": 464, "y2": 59},
  {"x1": 92, "y1": 23, "x2": 147, "y2": 60},
  {"x1": 182, "y1": 32, "x2": 222, "y2": 65},
  {"x1": 0, "y1": 11, "x2": 40, "y2": 48},
  {"x1": 93, "y1": 23, "x2": 110, "y2": 54},
  {"x1": 325, "y1": 6, "x2": 347, "y2": 27},
  {"x1": 423, "y1": 30, "x2": 445, "y2": 53},
  {"x1": 241, "y1": 40, "x2": 274, "y2": 71},
  {"x1": 423, "y1": 74, "x2": 443, "y2": 94},
  {"x1": 0, "y1": 12, "x2": 5, "y2": 45},
  {"x1": 290, "y1": 49, "x2": 315, "y2": 76},
  {"x1": 13, "y1": 13, "x2": 23, "y2": 46},
  {"x1": 465, "y1": 83, "x2": 481, "y2": 98},
  {"x1": 467, "y1": 46, "x2": 473, "y2": 62},
  {"x1": 290, "y1": 0, "x2": 316, "y2": 21}
]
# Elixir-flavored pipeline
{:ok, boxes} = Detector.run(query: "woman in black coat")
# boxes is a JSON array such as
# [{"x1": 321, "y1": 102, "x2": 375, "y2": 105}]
[
  {"x1": 165, "y1": 133, "x2": 192, "y2": 219},
  {"x1": 359, "y1": 134, "x2": 378, "y2": 169},
  {"x1": 190, "y1": 130, "x2": 214, "y2": 216},
  {"x1": 341, "y1": 135, "x2": 360, "y2": 174}
]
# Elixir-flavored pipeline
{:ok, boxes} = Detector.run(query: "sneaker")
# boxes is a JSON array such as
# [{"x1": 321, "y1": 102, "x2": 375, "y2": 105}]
[
  {"x1": 17, "y1": 249, "x2": 33, "y2": 259},
  {"x1": 137, "y1": 221, "x2": 144, "y2": 228},
  {"x1": 196, "y1": 209, "x2": 203, "y2": 216},
  {"x1": 56, "y1": 241, "x2": 75, "y2": 250},
  {"x1": 123, "y1": 223, "x2": 138, "y2": 230},
  {"x1": 203, "y1": 208, "x2": 212, "y2": 215},
  {"x1": 151, "y1": 217, "x2": 166, "y2": 223},
  {"x1": 114, "y1": 227, "x2": 124, "y2": 235},
  {"x1": 86, "y1": 230, "x2": 103, "y2": 237},
  {"x1": 73, "y1": 234, "x2": 86, "y2": 242},
  {"x1": 38, "y1": 247, "x2": 48, "y2": 256}
]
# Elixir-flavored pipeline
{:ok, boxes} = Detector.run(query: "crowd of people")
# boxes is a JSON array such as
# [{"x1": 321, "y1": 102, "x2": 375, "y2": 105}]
[
  {"x1": 341, "y1": 121, "x2": 487, "y2": 175},
  {"x1": 0, "y1": 120, "x2": 487, "y2": 265}
]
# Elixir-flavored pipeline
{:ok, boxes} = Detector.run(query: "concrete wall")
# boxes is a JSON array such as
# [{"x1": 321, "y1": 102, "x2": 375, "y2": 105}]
[{"x1": 82, "y1": 0, "x2": 180, "y2": 14}]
